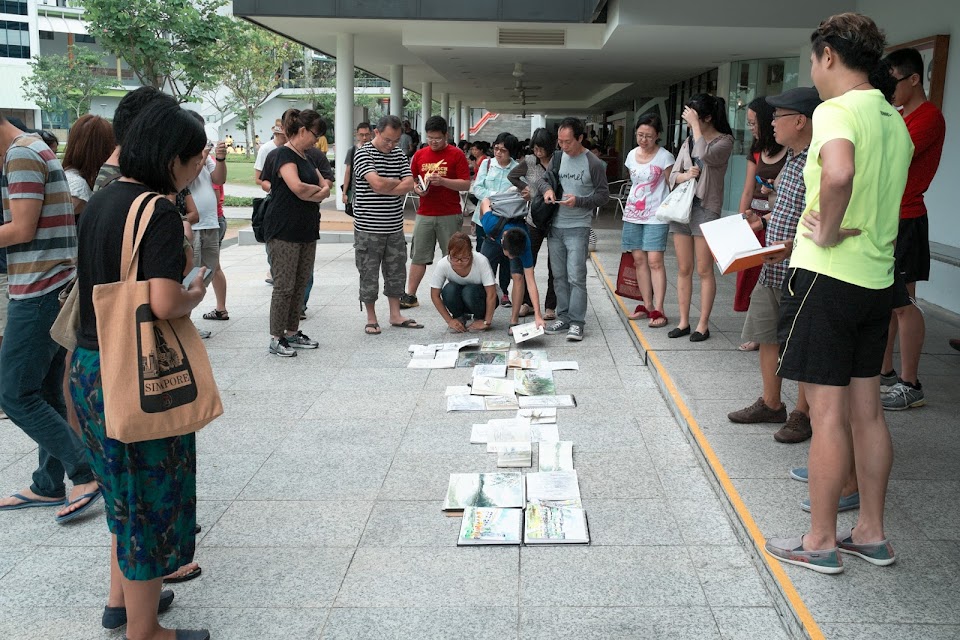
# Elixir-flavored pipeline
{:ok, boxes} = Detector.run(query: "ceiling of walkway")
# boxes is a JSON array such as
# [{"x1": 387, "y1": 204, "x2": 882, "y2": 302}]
[{"x1": 239, "y1": 0, "x2": 853, "y2": 115}]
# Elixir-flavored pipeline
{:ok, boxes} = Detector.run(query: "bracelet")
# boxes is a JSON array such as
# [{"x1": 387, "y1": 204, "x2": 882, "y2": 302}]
[{"x1": 216, "y1": 157, "x2": 226, "y2": 163}]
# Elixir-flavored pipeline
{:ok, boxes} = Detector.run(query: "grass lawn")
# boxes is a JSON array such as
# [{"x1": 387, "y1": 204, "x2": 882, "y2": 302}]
[{"x1": 224, "y1": 161, "x2": 258, "y2": 188}]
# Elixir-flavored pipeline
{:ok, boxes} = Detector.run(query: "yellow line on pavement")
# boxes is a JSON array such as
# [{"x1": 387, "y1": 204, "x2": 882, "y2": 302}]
[{"x1": 591, "y1": 254, "x2": 824, "y2": 640}]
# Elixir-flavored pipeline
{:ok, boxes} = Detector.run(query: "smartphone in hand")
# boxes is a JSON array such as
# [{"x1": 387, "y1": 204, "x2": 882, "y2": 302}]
[{"x1": 182, "y1": 266, "x2": 203, "y2": 288}]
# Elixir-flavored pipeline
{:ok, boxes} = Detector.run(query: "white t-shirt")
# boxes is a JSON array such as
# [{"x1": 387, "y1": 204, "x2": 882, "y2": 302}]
[
  {"x1": 65, "y1": 168, "x2": 93, "y2": 203},
  {"x1": 430, "y1": 252, "x2": 496, "y2": 289},
  {"x1": 254, "y1": 139, "x2": 277, "y2": 171},
  {"x1": 623, "y1": 146, "x2": 675, "y2": 224},
  {"x1": 189, "y1": 156, "x2": 219, "y2": 230}
]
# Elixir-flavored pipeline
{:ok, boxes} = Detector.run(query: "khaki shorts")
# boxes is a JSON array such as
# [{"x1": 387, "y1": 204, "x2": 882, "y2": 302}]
[
  {"x1": 741, "y1": 284, "x2": 781, "y2": 344},
  {"x1": 193, "y1": 228, "x2": 221, "y2": 281},
  {"x1": 0, "y1": 273, "x2": 7, "y2": 337},
  {"x1": 409, "y1": 214, "x2": 463, "y2": 265}
]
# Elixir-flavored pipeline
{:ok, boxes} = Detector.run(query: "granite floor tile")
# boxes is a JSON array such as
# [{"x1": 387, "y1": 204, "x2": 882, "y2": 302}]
[
  {"x1": 518, "y1": 606, "x2": 721, "y2": 640},
  {"x1": 239, "y1": 448, "x2": 394, "y2": 501},
  {"x1": 201, "y1": 500, "x2": 373, "y2": 548},
  {"x1": 0, "y1": 545, "x2": 108, "y2": 608},
  {"x1": 196, "y1": 453, "x2": 271, "y2": 501},
  {"x1": 321, "y1": 607, "x2": 518, "y2": 639},
  {"x1": 711, "y1": 607, "x2": 791, "y2": 639},
  {"x1": 580, "y1": 498, "x2": 678, "y2": 546},
  {"x1": 519, "y1": 546, "x2": 705, "y2": 607},
  {"x1": 668, "y1": 498, "x2": 740, "y2": 547},
  {"x1": 358, "y1": 500, "x2": 462, "y2": 547},
  {"x1": 0, "y1": 606, "x2": 105, "y2": 640},
  {"x1": 335, "y1": 547, "x2": 519, "y2": 607},
  {"x1": 378, "y1": 451, "x2": 497, "y2": 501},
  {"x1": 818, "y1": 623, "x2": 960, "y2": 640},
  {"x1": 169, "y1": 547, "x2": 354, "y2": 608},
  {"x1": 160, "y1": 607, "x2": 330, "y2": 640},
  {"x1": 575, "y1": 449, "x2": 664, "y2": 500},
  {"x1": 687, "y1": 546, "x2": 774, "y2": 607}
]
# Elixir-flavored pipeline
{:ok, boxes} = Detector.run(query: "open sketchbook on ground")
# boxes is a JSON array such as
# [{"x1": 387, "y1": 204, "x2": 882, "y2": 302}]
[
  {"x1": 443, "y1": 472, "x2": 524, "y2": 514},
  {"x1": 524, "y1": 504, "x2": 590, "y2": 544},
  {"x1": 458, "y1": 507, "x2": 522, "y2": 545},
  {"x1": 526, "y1": 470, "x2": 582, "y2": 507},
  {"x1": 700, "y1": 214, "x2": 785, "y2": 275}
]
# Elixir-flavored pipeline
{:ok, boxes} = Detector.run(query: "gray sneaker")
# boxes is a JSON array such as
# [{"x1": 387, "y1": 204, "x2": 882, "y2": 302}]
[
  {"x1": 881, "y1": 381, "x2": 924, "y2": 411},
  {"x1": 879, "y1": 369, "x2": 899, "y2": 393},
  {"x1": 543, "y1": 320, "x2": 570, "y2": 335},
  {"x1": 765, "y1": 536, "x2": 843, "y2": 574},
  {"x1": 286, "y1": 331, "x2": 319, "y2": 349},
  {"x1": 269, "y1": 337, "x2": 297, "y2": 357},
  {"x1": 566, "y1": 325, "x2": 584, "y2": 342}
]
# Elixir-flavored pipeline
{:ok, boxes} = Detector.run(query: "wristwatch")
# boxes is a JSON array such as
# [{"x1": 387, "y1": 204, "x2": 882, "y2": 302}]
[
  {"x1": 483, "y1": 320, "x2": 491, "y2": 327},
  {"x1": 216, "y1": 157, "x2": 226, "y2": 162}
]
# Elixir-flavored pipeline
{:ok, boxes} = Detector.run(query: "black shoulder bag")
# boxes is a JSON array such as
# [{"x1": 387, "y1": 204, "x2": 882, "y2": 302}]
[{"x1": 530, "y1": 151, "x2": 563, "y2": 231}]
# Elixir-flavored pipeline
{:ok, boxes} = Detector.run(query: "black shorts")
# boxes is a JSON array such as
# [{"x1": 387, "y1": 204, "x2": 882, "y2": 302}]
[
  {"x1": 894, "y1": 215, "x2": 930, "y2": 284},
  {"x1": 777, "y1": 268, "x2": 893, "y2": 386}
]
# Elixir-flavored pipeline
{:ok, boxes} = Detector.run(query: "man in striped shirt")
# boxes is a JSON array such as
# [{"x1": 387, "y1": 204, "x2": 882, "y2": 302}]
[
  {"x1": 352, "y1": 115, "x2": 419, "y2": 334},
  {"x1": 0, "y1": 115, "x2": 100, "y2": 521}
]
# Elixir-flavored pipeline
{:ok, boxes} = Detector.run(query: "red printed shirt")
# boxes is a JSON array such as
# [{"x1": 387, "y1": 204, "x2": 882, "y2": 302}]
[{"x1": 411, "y1": 144, "x2": 469, "y2": 216}]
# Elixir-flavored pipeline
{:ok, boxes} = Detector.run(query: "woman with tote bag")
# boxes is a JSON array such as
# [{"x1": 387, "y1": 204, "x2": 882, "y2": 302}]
[{"x1": 72, "y1": 99, "x2": 214, "y2": 640}]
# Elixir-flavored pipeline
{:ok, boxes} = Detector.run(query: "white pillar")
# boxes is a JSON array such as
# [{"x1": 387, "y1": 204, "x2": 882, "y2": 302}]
[
  {"x1": 390, "y1": 65, "x2": 403, "y2": 117},
  {"x1": 420, "y1": 82, "x2": 432, "y2": 141},
  {"x1": 454, "y1": 99, "x2": 462, "y2": 141},
  {"x1": 335, "y1": 33, "x2": 354, "y2": 211},
  {"x1": 440, "y1": 92, "x2": 450, "y2": 130},
  {"x1": 462, "y1": 104, "x2": 470, "y2": 141}
]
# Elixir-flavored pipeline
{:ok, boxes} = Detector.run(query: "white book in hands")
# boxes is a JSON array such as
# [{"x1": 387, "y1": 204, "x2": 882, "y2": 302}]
[
  {"x1": 512, "y1": 321, "x2": 544, "y2": 343},
  {"x1": 700, "y1": 214, "x2": 785, "y2": 275},
  {"x1": 417, "y1": 174, "x2": 430, "y2": 192}
]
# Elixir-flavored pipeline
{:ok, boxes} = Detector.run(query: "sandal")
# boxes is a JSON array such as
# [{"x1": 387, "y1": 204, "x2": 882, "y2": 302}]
[
  {"x1": 648, "y1": 310, "x2": 668, "y2": 328},
  {"x1": 390, "y1": 319, "x2": 424, "y2": 329},
  {"x1": 163, "y1": 563, "x2": 203, "y2": 584},
  {"x1": 364, "y1": 323, "x2": 381, "y2": 335},
  {"x1": 202, "y1": 309, "x2": 229, "y2": 321},
  {"x1": 739, "y1": 341, "x2": 760, "y2": 352},
  {"x1": 628, "y1": 304, "x2": 648, "y2": 320}
]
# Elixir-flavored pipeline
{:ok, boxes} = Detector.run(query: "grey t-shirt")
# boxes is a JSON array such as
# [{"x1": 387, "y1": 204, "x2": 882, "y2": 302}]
[{"x1": 556, "y1": 151, "x2": 595, "y2": 228}]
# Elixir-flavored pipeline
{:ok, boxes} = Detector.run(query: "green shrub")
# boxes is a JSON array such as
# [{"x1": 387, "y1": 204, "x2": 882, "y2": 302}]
[
  {"x1": 223, "y1": 196, "x2": 253, "y2": 207},
  {"x1": 224, "y1": 154, "x2": 256, "y2": 164}
]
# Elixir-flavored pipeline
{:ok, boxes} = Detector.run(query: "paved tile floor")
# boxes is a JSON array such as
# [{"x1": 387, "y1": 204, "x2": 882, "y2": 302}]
[
  {"x1": 590, "y1": 224, "x2": 960, "y2": 640},
  {"x1": 0, "y1": 237, "x2": 797, "y2": 639}
]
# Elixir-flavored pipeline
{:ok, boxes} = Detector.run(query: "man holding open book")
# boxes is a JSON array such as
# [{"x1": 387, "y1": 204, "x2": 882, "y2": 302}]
[{"x1": 727, "y1": 88, "x2": 820, "y2": 445}]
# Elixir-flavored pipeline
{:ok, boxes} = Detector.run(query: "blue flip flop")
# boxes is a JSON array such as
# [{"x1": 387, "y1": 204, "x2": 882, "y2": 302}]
[
  {"x1": 0, "y1": 492, "x2": 66, "y2": 511},
  {"x1": 55, "y1": 489, "x2": 103, "y2": 524}
]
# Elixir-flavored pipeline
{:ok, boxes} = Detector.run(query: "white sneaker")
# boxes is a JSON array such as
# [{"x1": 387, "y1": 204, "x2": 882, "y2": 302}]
[
  {"x1": 269, "y1": 337, "x2": 297, "y2": 357},
  {"x1": 566, "y1": 325, "x2": 584, "y2": 342}
]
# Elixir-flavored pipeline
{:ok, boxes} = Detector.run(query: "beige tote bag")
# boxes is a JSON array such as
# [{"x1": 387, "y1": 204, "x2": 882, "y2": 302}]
[{"x1": 93, "y1": 192, "x2": 222, "y2": 443}]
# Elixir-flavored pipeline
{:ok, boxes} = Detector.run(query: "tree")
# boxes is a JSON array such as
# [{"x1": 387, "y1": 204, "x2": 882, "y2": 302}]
[
  {"x1": 79, "y1": 0, "x2": 234, "y2": 102},
  {"x1": 21, "y1": 50, "x2": 113, "y2": 126},
  {"x1": 213, "y1": 22, "x2": 299, "y2": 156}
]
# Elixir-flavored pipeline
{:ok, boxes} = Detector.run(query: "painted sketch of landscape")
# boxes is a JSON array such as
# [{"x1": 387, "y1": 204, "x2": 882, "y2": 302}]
[
  {"x1": 539, "y1": 441, "x2": 574, "y2": 471},
  {"x1": 473, "y1": 364, "x2": 507, "y2": 379},
  {"x1": 443, "y1": 472, "x2": 524, "y2": 511},
  {"x1": 526, "y1": 470, "x2": 582, "y2": 507},
  {"x1": 480, "y1": 340, "x2": 511, "y2": 352},
  {"x1": 518, "y1": 394, "x2": 577, "y2": 409},
  {"x1": 457, "y1": 351, "x2": 507, "y2": 368},
  {"x1": 508, "y1": 349, "x2": 547, "y2": 369},
  {"x1": 446, "y1": 395, "x2": 486, "y2": 412},
  {"x1": 497, "y1": 442, "x2": 532, "y2": 468},
  {"x1": 458, "y1": 507, "x2": 522, "y2": 545},
  {"x1": 484, "y1": 394, "x2": 520, "y2": 411},
  {"x1": 524, "y1": 503, "x2": 590, "y2": 544},
  {"x1": 514, "y1": 368, "x2": 557, "y2": 396}
]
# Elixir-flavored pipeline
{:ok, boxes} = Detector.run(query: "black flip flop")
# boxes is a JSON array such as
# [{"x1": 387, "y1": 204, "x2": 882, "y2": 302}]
[
  {"x1": 391, "y1": 319, "x2": 424, "y2": 329},
  {"x1": 163, "y1": 565, "x2": 202, "y2": 584},
  {"x1": 365, "y1": 323, "x2": 381, "y2": 335}
]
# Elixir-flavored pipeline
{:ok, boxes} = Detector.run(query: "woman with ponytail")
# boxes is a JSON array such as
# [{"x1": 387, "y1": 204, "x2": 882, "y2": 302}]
[{"x1": 667, "y1": 93, "x2": 734, "y2": 342}]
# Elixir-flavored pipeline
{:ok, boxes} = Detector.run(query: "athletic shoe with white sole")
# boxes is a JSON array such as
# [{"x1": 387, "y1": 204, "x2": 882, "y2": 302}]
[
  {"x1": 881, "y1": 381, "x2": 925, "y2": 411},
  {"x1": 269, "y1": 336, "x2": 297, "y2": 357},
  {"x1": 285, "y1": 331, "x2": 319, "y2": 349}
]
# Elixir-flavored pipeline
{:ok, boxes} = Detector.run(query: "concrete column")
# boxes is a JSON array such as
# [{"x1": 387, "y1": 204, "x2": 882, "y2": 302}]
[
  {"x1": 462, "y1": 104, "x2": 470, "y2": 141},
  {"x1": 797, "y1": 44, "x2": 813, "y2": 88},
  {"x1": 454, "y1": 100, "x2": 462, "y2": 141},
  {"x1": 390, "y1": 65, "x2": 403, "y2": 117},
  {"x1": 335, "y1": 33, "x2": 354, "y2": 211},
  {"x1": 420, "y1": 82, "x2": 432, "y2": 141},
  {"x1": 440, "y1": 92, "x2": 450, "y2": 129}
]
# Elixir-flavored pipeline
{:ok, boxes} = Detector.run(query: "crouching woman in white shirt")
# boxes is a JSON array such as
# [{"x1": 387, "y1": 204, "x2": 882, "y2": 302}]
[{"x1": 430, "y1": 232, "x2": 499, "y2": 333}]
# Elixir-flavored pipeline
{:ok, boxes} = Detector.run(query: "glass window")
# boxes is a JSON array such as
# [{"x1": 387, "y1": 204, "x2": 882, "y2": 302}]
[
  {"x1": 0, "y1": 20, "x2": 29, "y2": 59},
  {"x1": 0, "y1": 1, "x2": 29, "y2": 16},
  {"x1": 74, "y1": 34, "x2": 96, "y2": 44},
  {"x1": 39, "y1": 30, "x2": 54, "y2": 40}
]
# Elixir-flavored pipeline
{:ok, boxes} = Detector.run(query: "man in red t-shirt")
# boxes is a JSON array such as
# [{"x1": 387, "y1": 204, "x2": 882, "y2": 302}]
[
  {"x1": 399, "y1": 116, "x2": 471, "y2": 308},
  {"x1": 879, "y1": 48, "x2": 946, "y2": 411}
]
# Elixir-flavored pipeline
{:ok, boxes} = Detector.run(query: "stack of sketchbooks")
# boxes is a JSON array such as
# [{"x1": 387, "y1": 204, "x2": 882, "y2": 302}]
[
  {"x1": 451, "y1": 470, "x2": 589, "y2": 545},
  {"x1": 407, "y1": 338, "x2": 480, "y2": 369}
]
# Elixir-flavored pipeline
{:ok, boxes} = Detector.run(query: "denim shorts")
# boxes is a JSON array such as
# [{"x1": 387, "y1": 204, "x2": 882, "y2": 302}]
[{"x1": 621, "y1": 222, "x2": 669, "y2": 252}]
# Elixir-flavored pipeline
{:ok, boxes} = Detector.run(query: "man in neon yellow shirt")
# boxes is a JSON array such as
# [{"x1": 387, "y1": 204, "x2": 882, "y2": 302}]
[{"x1": 765, "y1": 13, "x2": 913, "y2": 575}]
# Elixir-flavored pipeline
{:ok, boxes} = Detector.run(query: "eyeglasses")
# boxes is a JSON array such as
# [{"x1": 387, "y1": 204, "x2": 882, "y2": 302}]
[
  {"x1": 426, "y1": 136, "x2": 446, "y2": 143},
  {"x1": 893, "y1": 75, "x2": 915, "y2": 84},
  {"x1": 635, "y1": 133, "x2": 655, "y2": 140},
  {"x1": 307, "y1": 129, "x2": 322, "y2": 139},
  {"x1": 380, "y1": 135, "x2": 401, "y2": 147},
  {"x1": 771, "y1": 111, "x2": 802, "y2": 121},
  {"x1": 493, "y1": 146, "x2": 508, "y2": 153},
  {"x1": 450, "y1": 255, "x2": 471, "y2": 263}
]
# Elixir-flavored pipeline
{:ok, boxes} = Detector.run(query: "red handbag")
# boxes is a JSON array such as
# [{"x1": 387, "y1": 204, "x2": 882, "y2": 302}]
[{"x1": 615, "y1": 252, "x2": 643, "y2": 301}]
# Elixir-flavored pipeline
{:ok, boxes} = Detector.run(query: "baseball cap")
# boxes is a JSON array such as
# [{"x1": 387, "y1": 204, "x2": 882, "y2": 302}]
[{"x1": 766, "y1": 87, "x2": 822, "y2": 118}]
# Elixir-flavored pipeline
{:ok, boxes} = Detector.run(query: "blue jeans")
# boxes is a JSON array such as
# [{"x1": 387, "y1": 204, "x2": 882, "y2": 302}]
[
  {"x1": 303, "y1": 273, "x2": 314, "y2": 311},
  {"x1": 475, "y1": 226, "x2": 511, "y2": 294},
  {"x1": 441, "y1": 282, "x2": 496, "y2": 319},
  {"x1": 548, "y1": 226, "x2": 591, "y2": 328},
  {"x1": 0, "y1": 287, "x2": 94, "y2": 498}
]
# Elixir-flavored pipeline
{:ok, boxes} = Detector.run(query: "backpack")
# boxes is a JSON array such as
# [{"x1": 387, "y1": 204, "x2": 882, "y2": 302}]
[
  {"x1": 487, "y1": 191, "x2": 529, "y2": 238},
  {"x1": 530, "y1": 151, "x2": 562, "y2": 231}
]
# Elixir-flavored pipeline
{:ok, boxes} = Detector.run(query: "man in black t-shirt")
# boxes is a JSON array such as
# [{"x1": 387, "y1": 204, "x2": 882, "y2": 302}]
[{"x1": 341, "y1": 122, "x2": 373, "y2": 215}]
